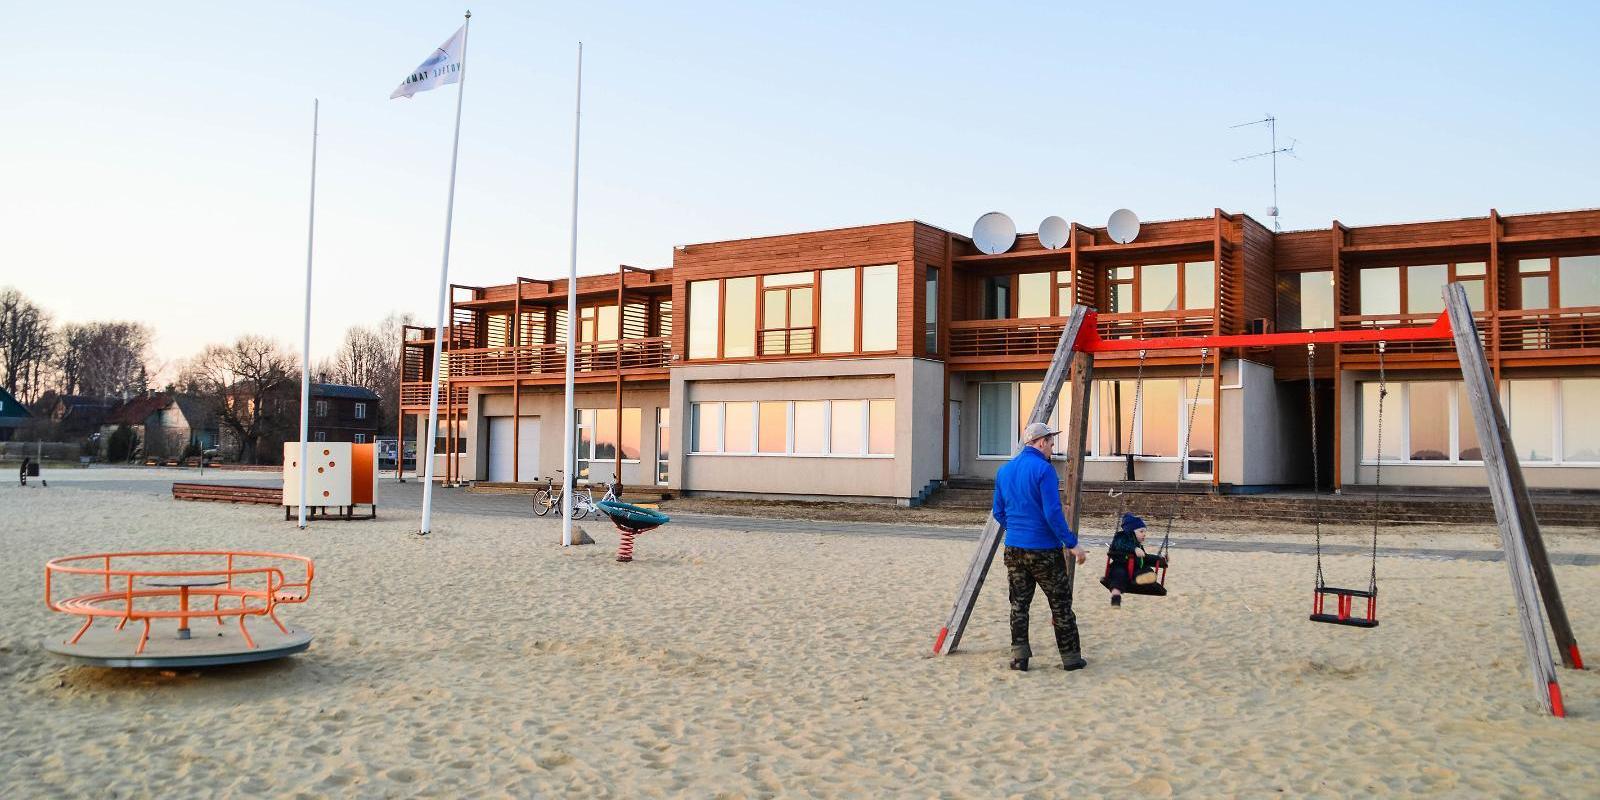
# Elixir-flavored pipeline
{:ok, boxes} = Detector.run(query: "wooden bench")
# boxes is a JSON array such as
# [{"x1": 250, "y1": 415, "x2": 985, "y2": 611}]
[{"x1": 171, "y1": 483, "x2": 282, "y2": 506}]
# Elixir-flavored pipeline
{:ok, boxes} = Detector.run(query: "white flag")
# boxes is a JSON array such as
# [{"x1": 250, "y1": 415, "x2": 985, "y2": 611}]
[{"x1": 390, "y1": 26, "x2": 465, "y2": 99}]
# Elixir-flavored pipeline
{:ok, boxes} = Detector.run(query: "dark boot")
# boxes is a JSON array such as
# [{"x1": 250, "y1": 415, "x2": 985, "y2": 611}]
[
  {"x1": 1009, "y1": 658, "x2": 1029, "y2": 672},
  {"x1": 1061, "y1": 654, "x2": 1087, "y2": 671},
  {"x1": 1111, "y1": 594, "x2": 1122, "y2": 608}
]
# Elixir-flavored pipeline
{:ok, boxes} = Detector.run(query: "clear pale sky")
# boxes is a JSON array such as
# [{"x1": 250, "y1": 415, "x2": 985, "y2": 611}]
[{"x1": 6, "y1": 1, "x2": 1597, "y2": 374}]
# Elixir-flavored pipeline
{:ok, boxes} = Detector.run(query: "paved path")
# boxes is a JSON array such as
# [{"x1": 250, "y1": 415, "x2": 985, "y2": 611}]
[{"x1": 47, "y1": 469, "x2": 1600, "y2": 567}]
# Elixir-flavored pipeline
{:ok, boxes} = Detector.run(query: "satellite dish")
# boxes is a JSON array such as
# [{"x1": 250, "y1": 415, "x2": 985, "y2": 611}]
[
  {"x1": 972, "y1": 212, "x2": 1017, "y2": 255},
  {"x1": 1107, "y1": 208, "x2": 1140, "y2": 244},
  {"x1": 1038, "y1": 216, "x2": 1069, "y2": 250}
]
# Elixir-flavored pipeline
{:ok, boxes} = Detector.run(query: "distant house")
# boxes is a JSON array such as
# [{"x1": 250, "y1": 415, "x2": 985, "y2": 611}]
[
  {"x1": 49, "y1": 395, "x2": 115, "y2": 437},
  {"x1": 306, "y1": 384, "x2": 381, "y2": 444},
  {"x1": 99, "y1": 394, "x2": 220, "y2": 460},
  {"x1": 0, "y1": 386, "x2": 29, "y2": 442}
]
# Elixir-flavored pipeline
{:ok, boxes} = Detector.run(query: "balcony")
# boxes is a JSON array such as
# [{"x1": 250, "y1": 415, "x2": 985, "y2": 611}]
[
  {"x1": 1335, "y1": 313, "x2": 1478, "y2": 357},
  {"x1": 948, "y1": 311, "x2": 1214, "y2": 364},
  {"x1": 446, "y1": 337, "x2": 671, "y2": 381},
  {"x1": 1498, "y1": 306, "x2": 1600, "y2": 358},
  {"x1": 401, "y1": 382, "x2": 468, "y2": 408}
]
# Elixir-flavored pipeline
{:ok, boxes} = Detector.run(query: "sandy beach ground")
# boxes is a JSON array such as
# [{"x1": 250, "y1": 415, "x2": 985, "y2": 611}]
[{"x1": 3, "y1": 472, "x2": 1598, "y2": 798}]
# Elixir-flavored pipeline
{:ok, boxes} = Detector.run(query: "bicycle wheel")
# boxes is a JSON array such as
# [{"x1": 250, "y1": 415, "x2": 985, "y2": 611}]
[{"x1": 532, "y1": 489, "x2": 554, "y2": 516}]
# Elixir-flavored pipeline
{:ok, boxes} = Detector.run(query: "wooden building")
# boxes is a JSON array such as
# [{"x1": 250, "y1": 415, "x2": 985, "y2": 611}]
[{"x1": 400, "y1": 208, "x2": 1600, "y2": 501}]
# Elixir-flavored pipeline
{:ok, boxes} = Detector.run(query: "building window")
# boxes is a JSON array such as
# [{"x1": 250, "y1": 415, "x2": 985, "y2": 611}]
[
  {"x1": 354, "y1": 402, "x2": 367, "y2": 420},
  {"x1": 315, "y1": 399, "x2": 328, "y2": 418},
  {"x1": 819, "y1": 268, "x2": 856, "y2": 353},
  {"x1": 977, "y1": 381, "x2": 1073, "y2": 458},
  {"x1": 354, "y1": 433, "x2": 367, "y2": 444},
  {"x1": 860, "y1": 265, "x2": 898, "y2": 351},
  {"x1": 978, "y1": 378, "x2": 1211, "y2": 477},
  {"x1": 982, "y1": 276, "x2": 1011, "y2": 320},
  {"x1": 434, "y1": 435, "x2": 466, "y2": 453},
  {"x1": 655, "y1": 408, "x2": 670, "y2": 485},
  {"x1": 1104, "y1": 261, "x2": 1215, "y2": 314},
  {"x1": 1017, "y1": 272, "x2": 1051, "y2": 318},
  {"x1": 1056, "y1": 270, "x2": 1074, "y2": 315},
  {"x1": 1360, "y1": 378, "x2": 1599, "y2": 465},
  {"x1": 1359, "y1": 261, "x2": 1486, "y2": 318},
  {"x1": 1276, "y1": 270, "x2": 1335, "y2": 331},
  {"x1": 723, "y1": 276, "x2": 757, "y2": 358},
  {"x1": 1519, "y1": 254, "x2": 1600, "y2": 309},
  {"x1": 760, "y1": 272, "x2": 815, "y2": 355},
  {"x1": 925, "y1": 267, "x2": 939, "y2": 354},
  {"x1": 688, "y1": 280, "x2": 719, "y2": 359},
  {"x1": 314, "y1": 431, "x2": 327, "y2": 442},
  {"x1": 574, "y1": 408, "x2": 642, "y2": 462},
  {"x1": 688, "y1": 399, "x2": 893, "y2": 457}
]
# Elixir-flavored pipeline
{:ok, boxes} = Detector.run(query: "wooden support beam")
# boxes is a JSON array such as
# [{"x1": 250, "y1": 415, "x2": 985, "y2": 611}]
[
  {"x1": 1446, "y1": 282, "x2": 1574, "y2": 717},
  {"x1": 934, "y1": 306, "x2": 1089, "y2": 657}
]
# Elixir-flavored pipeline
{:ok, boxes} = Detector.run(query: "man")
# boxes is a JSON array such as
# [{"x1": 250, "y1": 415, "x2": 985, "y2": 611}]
[{"x1": 993, "y1": 421, "x2": 1087, "y2": 673}]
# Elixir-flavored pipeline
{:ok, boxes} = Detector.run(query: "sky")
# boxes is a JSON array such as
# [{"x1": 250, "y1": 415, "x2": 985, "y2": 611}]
[{"x1": 5, "y1": 1, "x2": 1598, "y2": 377}]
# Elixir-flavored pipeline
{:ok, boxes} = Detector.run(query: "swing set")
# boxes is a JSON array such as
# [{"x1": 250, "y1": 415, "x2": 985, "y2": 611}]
[{"x1": 933, "y1": 286, "x2": 1582, "y2": 717}]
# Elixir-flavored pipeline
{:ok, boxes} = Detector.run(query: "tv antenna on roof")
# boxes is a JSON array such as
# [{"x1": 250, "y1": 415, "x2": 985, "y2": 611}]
[{"x1": 1232, "y1": 114, "x2": 1298, "y2": 231}]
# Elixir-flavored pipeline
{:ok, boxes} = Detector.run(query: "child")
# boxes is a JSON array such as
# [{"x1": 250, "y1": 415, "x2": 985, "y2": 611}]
[{"x1": 1104, "y1": 512, "x2": 1162, "y2": 606}]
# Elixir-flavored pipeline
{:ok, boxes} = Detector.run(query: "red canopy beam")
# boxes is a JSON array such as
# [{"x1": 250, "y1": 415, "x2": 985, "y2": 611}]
[{"x1": 1075, "y1": 311, "x2": 1453, "y2": 353}]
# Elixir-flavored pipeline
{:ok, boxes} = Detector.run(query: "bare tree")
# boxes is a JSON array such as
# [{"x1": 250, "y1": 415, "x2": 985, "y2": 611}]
[
  {"x1": 180, "y1": 335, "x2": 298, "y2": 464},
  {"x1": 0, "y1": 287, "x2": 58, "y2": 404},
  {"x1": 58, "y1": 321, "x2": 152, "y2": 398},
  {"x1": 319, "y1": 312, "x2": 414, "y2": 435}
]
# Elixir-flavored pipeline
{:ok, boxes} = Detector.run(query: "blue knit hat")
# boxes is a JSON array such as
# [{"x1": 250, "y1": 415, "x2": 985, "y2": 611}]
[{"x1": 1120, "y1": 512, "x2": 1147, "y2": 533}]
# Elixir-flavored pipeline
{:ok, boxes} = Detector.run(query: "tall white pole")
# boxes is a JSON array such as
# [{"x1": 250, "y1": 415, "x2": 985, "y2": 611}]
[
  {"x1": 560, "y1": 42, "x2": 584, "y2": 548},
  {"x1": 419, "y1": 11, "x2": 471, "y2": 536},
  {"x1": 297, "y1": 99, "x2": 319, "y2": 530}
]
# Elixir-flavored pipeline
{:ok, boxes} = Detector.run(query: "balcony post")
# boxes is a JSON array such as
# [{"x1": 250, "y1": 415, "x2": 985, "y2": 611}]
[
  {"x1": 616, "y1": 264, "x2": 625, "y2": 486},
  {"x1": 513, "y1": 280, "x2": 522, "y2": 482}
]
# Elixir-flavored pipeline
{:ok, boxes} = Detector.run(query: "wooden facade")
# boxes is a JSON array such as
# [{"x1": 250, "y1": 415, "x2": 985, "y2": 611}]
[{"x1": 402, "y1": 207, "x2": 1600, "y2": 492}]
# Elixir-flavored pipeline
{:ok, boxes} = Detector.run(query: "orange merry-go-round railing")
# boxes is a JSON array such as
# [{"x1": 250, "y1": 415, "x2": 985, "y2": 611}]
[{"x1": 45, "y1": 551, "x2": 315, "y2": 661}]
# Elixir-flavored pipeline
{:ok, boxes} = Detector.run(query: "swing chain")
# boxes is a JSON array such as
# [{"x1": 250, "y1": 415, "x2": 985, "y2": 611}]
[
  {"x1": 1308, "y1": 343, "x2": 1323, "y2": 589},
  {"x1": 1159, "y1": 347, "x2": 1210, "y2": 559},
  {"x1": 1114, "y1": 349, "x2": 1148, "y2": 520},
  {"x1": 1371, "y1": 341, "x2": 1387, "y2": 594}
]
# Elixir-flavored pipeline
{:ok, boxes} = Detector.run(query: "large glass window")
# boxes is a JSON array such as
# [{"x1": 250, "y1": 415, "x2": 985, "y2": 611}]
[
  {"x1": 868, "y1": 400, "x2": 895, "y2": 455},
  {"x1": 1506, "y1": 380, "x2": 1554, "y2": 462},
  {"x1": 794, "y1": 401, "x2": 826, "y2": 454},
  {"x1": 723, "y1": 401, "x2": 754, "y2": 454},
  {"x1": 1406, "y1": 264, "x2": 1448, "y2": 316},
  {"x1": 1455, "y1": 383, "x2": 1482, "y2": 460},
  {"x1": 1184, "y1": 261, "x2": 1215, "y2": 310},
  {"x1": 1407, "y1": 382, "x2": 1451, "y2": 460},
  {"x1": 1139, "y1": 380, "x2": 1181, "y2": 456},
  {"x1": 1183, "y1": 377, "x2": 1215, "y2": 476},
  {"x1": 820, "y1": 268, "x2": 856, "y2": 353},
  {"x1": 983, "y1": 276, "x2": 1011, "y2": 320},
  {"x1": 656, "y1": 408, "x2": 670, "y2": 485},
  {"x1": 723, "y1": 277, "x2": 757, "y2": 358},
  {"x1": 831, "y1": 399, "x2": 864, "y2": 454},
  {"x1": 925, "y1": 268, "x2": 939, "y2": 353},
  {"x1": 1056, "y1": 271, "x2": 1074, "y2": 315},
  {"x1": 1562, "y1": 254, "x2": 1600, "y2": 307},
  {"x1": 978, "y1": 383, "x2": 1014, "y2": 456},
  {"x1": 575, "y1": 408, "x2": 641, "y2": 462},
  {"x1": 1563, "y1": 379, "x2": 1600, "y2": 461},
  {"x1": 1277, "y1": 270, "x2": 1335, "y2": 331},
  {"x1": 1453, "y1": 262, "x2": 1486, "y2": 311},
  {"x1": 860, "y1": 265, "x2": 898, "y2": 351},
  {"x1": 692, "y1": 402, "x2": 721, "y2": 452},
  {"x1": 1359, "y1": 267, "x2": 1401, "y2": 316},
  {"x1": 1519, "y1": 258, "x2": 1551, "y2": 310},
  {"x1": 760, "y1": 272, "x2": 814, "y2": 355},
  {"x1": 1017, "y1": 272, "x2": 1051, "y2": 318},
  {"x1": 1097, "y1": 380, "x2": 1137, "y2": 455},
  {"x1": 688, "y1": 280, "x2": 719, "y2": 359},
  {"x1": 1140, "y1": 263, "x2": 1178, "y2": 313},
  {"x1": 758, "y1": 401, "x2": 788, "y2": 453}
]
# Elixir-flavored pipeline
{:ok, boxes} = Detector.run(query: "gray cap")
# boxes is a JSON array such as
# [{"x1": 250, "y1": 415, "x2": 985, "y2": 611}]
[{"x1": 1020, "y1": 422, "x2": 1060, "y2": 445}]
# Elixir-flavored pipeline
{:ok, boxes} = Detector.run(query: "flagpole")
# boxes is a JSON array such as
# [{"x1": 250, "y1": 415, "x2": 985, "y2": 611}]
[
  {"x1": 420, "y1": 10, "x2": 471, "y2": 536},
  {"x1": 560, "y1": 42, "x2": 584, "y2": 548},
  {"x1": 297, "y1": 99, "x2": 319, "y2": 530}
]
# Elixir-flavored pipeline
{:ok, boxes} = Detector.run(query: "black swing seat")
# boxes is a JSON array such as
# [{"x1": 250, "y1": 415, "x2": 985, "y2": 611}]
[
  {"x1": 1309, "y1": 586, "x2": 1379, "y2": 628},
  {"x1": 1099, "y1": 553, "x2": 1169, "y2": 597}
]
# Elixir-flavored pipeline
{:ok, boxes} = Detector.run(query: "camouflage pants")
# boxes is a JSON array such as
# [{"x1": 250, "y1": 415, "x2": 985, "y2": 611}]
[{"x1": 1003, "y1": 546, "x2": 1080, "y2": 662}]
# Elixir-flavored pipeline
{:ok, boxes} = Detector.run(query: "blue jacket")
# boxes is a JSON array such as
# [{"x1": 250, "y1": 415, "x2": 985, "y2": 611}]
[{"x1": 992, "y1": 446, "x2": 1078, "y2": 550}]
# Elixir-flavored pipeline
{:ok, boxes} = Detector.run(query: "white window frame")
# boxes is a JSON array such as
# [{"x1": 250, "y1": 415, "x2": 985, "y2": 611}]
[
  {"x1": 686, "y1": 399, "x2": 893, "y2": 458},
  {"x1": 315, "y1": 399, "x2": 328, "y2": 418},
  {"x1": 353, "y1": 433, "x2": 367, "y2": 444},
  {"x1": 354, "y1": 402, "x2": 367, "y2": 420},
  {"x1": 655, "y1": 408, "x2": 670, "y2": 486},
  {"x1": 574, "y1": 407, "x2": 643, "y2": 464},
  {"x1": 1358, "y1": 378, "x2": 1600, "y2": 467}
]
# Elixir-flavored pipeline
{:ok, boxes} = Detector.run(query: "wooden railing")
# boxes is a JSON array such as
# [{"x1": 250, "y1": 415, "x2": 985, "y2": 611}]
[
  {"x1": 948, "y1": 312, "x2": 1214, "y2": 359},
  {"x1": 401, "y1": 382, "x2": 468, "y2": 408},
  {"x1": 1497, "y1": 306, "x2": 1600, "y2": 354},
  {"x1": 446, "y1": 337, "x2": 671, "y2": 379},
  {"x1": 1335, "y1": 312, "x2": 1477, "y2": 356}
]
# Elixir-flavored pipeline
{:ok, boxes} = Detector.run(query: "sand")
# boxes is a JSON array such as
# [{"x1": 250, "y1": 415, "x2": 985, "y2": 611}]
[{"x1": 2, "y1": 475, "x2": 1598, "y2": 798}]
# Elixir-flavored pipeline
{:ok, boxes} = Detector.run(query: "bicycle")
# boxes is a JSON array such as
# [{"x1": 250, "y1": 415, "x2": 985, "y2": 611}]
[{"x1": 532, "y1": 473, "x2": 617, "y2": 520}]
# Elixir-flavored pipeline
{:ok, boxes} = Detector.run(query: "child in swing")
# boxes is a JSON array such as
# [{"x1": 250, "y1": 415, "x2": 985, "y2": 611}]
[{"x1": 1104, "y1": 512, "x2": 1162, "y2": 606}]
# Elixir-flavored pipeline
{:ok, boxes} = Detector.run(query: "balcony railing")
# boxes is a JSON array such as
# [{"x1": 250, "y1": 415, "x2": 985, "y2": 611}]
[
  {"x1": 1498, "y1": 306, "x2": 1600, "y2": 354},
  {"x1": 759, "y1": 327, "x2": 816, "y2": 356},
  {"x1": 948, "y1": 312, "x2": 1214, "y2": 359},
  {"x1": 401, "y1": 382, "x2": 468, "y2": 407},
  {"x1": 1335, "y1": 312, "x2": 1479, "y2": 356},
  {"x1": 446, "y1": 337, "x2": 671, "y2": 379}
]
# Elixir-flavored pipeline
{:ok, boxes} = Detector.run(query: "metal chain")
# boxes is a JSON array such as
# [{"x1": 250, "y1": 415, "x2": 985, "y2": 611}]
[
  {"x1": 1308, "y1": 343, "x2": 1323, "y2": 588},
  {"x1": 1114, "y1": 350, "x2": 1148, "y2": 520},
  {"x1": 1160, "y1": 347, "x2": 1210, "y2": 559},
  {"x1": 1371, "y1": 342, "x2": 1386, "y2": 594}
]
